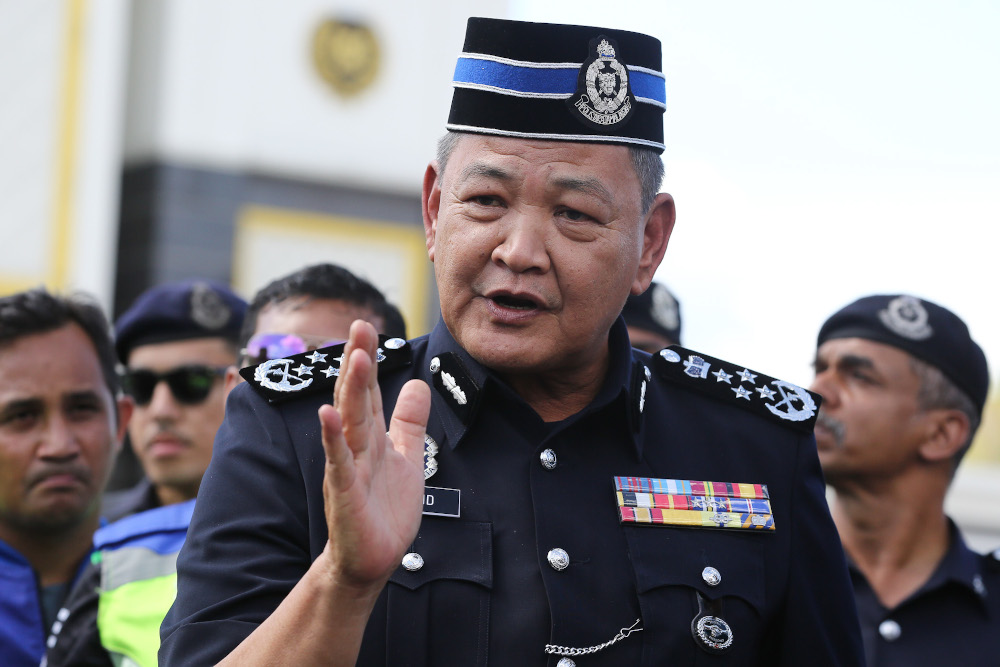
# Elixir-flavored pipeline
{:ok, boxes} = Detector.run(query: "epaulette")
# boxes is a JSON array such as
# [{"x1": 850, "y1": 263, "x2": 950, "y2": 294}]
[
  {"x1": 240, "y1": 336, "x2": 412, "y2": 404},
  {"x1": 652, "y1": 345, "x2": 822, "y2": 434}
]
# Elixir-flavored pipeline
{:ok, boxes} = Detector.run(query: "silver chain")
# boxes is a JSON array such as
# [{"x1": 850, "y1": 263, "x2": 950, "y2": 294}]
[{"x1": 544, "y1": 619, "x2": 643, "y2": 657}]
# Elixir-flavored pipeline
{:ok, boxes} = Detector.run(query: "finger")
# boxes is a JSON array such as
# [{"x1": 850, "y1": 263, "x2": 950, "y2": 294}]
[
  {"x1": 338, "y1": 346, "x2": 376, "y2": 457},
  {"x1": 319, "y1": 403, "x2": 355, "y2": 492},
  {"x1": 388, "y1": 380, "x2": 432, "y2": 467}
]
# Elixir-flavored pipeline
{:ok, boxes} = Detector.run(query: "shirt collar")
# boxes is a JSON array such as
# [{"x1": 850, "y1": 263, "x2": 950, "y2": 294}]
[
  {"x1": 422, "y1": 316, "x2": 649, "y2": 457},
  {"x1": 922, "y1": 520, "x2": 990, "y2": 611}
]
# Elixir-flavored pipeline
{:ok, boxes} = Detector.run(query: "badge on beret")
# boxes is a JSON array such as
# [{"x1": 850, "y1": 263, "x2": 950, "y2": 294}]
[
  {"x1": 189, "y1": 282, "x2": 231, "y2": 330},
  {"x1": 878, "y1": 295, "x2": 933, "y2": 340},
  {"x1": 569, "y1": 36, "x2": 636, "y2": 130}
]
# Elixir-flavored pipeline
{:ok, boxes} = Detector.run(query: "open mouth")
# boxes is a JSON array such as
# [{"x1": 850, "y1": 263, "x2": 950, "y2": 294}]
[{"x1": 491, "y1": 294, "x2": 539, "y2": 311}]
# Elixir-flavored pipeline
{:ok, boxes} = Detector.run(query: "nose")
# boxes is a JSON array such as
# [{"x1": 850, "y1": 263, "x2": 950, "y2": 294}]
[
  {"x1": 145, "y1": 379, "x2": 182, "y2": 418},
  {"x1": 37, "y1": 414, "x2": 81, "y2": 461},
  {"x1": 491, "y1": 212, "x2": 551, "y2": 274},
  {"x1": 808, "y1": 370, "x2": 838, "y2": 409}
]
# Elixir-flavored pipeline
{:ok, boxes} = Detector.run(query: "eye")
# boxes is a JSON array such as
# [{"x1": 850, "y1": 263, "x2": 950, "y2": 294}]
[
  {"x1": 556, "y1": 207, "x2": 595, "y2": 223},
  {"x1": 470, "y1": 195, "x2": 503, "y2": 207},
  {"x1": 1, "y1": 406, "x2": 40, "y2": 430},
  {"x1": 66, "y1": 397, "x2": 103, "y2": 421}
]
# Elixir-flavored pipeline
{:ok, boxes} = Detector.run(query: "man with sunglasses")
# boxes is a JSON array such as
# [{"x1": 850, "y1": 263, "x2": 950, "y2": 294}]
[
  {"x1": 43, "y1": 280, "x2": 246, "y2": 667},
  {"x1": 0, "y1": 288, "x2": 130, "y2": 667}
]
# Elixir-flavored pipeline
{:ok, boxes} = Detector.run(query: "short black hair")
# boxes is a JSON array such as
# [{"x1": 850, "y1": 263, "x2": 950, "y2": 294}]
[
  {"x1": 0, "y1": 287, "x2": 120, "y2": 397},
  {"x1": 239, "y1": 263, "x2": 407, "y2": 351}
]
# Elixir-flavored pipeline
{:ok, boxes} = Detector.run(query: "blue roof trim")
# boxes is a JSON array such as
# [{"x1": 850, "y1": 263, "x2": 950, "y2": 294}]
[
  {"x1": 453, "y1": 57, "x2": 666, "y2": 106},
  {"x1": 94, "y1": 499, "x2": 195, "y2": 552}
]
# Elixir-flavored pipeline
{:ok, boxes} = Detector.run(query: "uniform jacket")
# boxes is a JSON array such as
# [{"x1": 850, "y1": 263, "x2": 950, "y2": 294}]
[{"x1": 161, "y1": 319, "x2": 865, "y2": 666}]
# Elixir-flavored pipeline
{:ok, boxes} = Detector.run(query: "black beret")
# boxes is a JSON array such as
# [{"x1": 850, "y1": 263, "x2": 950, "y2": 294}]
[
  {"x1": 621, "y1": 282, "x2": 682, "y2": 345},
  {"x1": 115, "y1": 280, "x2": 247, "y2": 364},
  {"x1": 448, "y1": 17, "x2": 666, "y2": 152},
  {"x1": 817, "y1": 294, "x2": 989, "y2": 414}
]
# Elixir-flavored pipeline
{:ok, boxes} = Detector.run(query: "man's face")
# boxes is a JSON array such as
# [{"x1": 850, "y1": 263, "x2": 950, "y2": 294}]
[
  {"x1": 126, "y1": 338, "x2": 234, "y2": 501},
  {"x1": 0, "y1": 324, "x2": 127, "y2": 537},
  {"x1": 809, "y1": 337, "x2": 931, "y2": 481},
  {"x1": 253, "y1": 296, "x2": 383, "y2": 352},
  {"x1": 423, "y1": 135, "x2": 673, "y2": 379}
]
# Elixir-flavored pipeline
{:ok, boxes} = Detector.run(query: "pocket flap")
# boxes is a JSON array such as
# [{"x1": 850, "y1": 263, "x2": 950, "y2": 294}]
[{"x1": 388, "y1": 519, "x2": 493, "y2": 591}]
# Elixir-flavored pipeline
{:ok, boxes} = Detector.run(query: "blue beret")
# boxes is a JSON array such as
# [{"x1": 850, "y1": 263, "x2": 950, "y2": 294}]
[
  {"x1": 115, "y1": 280, "x2": 247, "y2": 364},
  {"x1": 817, "y1": 294, "x2": 989, "y2": 414},
  {"x1": 621, "y1": 282, "x2": 682, "y2": 345},
  {"x1": 448, "y1": 17, "x2": 666, "y2": 152}
]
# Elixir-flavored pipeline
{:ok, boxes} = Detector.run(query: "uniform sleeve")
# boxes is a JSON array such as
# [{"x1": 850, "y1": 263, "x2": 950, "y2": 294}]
[
  {"x1": 42, "y1": 563, "x2": 113, "y2": 667},
  {"x1": 159, "y1": 384, "x2": 317, "y2": 666},
  {"x1": 776, "y1": 433, "x2": 865, "y2": 666}
]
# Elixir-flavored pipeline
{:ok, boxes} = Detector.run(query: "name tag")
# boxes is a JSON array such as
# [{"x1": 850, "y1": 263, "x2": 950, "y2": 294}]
[{"x1": 422, "y1": 486, "x2": 460, "y2": 518}]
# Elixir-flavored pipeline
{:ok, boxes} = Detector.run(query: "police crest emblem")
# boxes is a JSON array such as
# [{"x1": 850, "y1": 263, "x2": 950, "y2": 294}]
[{"x1": 568, "y1": 36, "x2": 636, "y2": 129}]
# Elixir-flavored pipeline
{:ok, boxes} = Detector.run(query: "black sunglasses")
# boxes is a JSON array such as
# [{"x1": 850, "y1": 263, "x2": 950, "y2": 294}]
[{"x1": 121, "y1": 365, "x2": 228, "y2": 406}]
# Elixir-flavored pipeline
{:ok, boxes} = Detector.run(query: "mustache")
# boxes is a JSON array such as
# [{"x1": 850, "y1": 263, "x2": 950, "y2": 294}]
[
  {"x1": 815, "y1": 410, "x2": 846, "y2": 447},
  {"x1": 25, "y1": 463, "x2": 92, "y2": 490},
  {"x1": 144, "y1": 427, "x2": 191, "y2": 450}
]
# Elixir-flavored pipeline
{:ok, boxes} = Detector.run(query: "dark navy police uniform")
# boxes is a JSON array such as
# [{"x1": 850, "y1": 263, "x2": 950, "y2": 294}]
[
  {"x1": 161, "y1": 319, "x2": 864, "y2": 665},
  {"x1": 851, "y1": 522, "x2": 1000, "y2": 667}
]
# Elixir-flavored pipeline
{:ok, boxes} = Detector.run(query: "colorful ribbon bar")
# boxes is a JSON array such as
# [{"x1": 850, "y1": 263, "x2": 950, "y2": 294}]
[
  {"x1": 614, "y1": 476, "x2": 769, "y2": 500},
  {"x1": 619, "y1": 506, "x2": 775, "y2": 530},
  {"x1": 614, "y1": 476, "x2": 775, "y2": 531},
  {"x1": 617, "y1": 491, "x2": 772, "y2": 515}
]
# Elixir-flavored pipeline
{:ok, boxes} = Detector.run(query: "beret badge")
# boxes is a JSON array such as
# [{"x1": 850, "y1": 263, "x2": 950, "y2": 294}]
[{"x1": 878, "y1": 295, "x2": 933, "y2": 341}]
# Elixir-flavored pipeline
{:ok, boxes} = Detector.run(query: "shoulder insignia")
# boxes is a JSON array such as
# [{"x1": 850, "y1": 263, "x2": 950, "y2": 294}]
[
  {"x1": 429, "y1": 352, "x2": 480, "y2": 425},
  {"x1": 652, "y1": 345, "x2": 822, "y2": 434},
  {"x1": 240, "y1": 336, "x2": 411, "y2": 404}
]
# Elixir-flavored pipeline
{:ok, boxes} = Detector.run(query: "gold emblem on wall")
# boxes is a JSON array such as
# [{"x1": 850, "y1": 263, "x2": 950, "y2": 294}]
[{"x1": 312, "y1": 19, "x2": 380, "y2": 98}]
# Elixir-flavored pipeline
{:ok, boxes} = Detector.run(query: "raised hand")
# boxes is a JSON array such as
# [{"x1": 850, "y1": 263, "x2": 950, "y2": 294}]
[{"x1": 318, "y1": 320, "x2": 431, "y2": 593}]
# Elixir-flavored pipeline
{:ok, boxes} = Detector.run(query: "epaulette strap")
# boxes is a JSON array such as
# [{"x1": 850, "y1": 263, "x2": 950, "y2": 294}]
[
  {"x1": 241, "y1": 336, "x2": 412, "y2": 404},
  {"x1": 652, "y1": 345, "x2": 822, "y2": 434}
]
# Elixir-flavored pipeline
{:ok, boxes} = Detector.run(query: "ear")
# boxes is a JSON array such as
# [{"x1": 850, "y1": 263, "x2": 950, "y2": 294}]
[
  {"x1": 114, "y1": 395, "x2": 134, "y2": 454},
  {"x1": 223, "y1": 365, "x2": 242, "y2": 396},
  {"x1": 631, "y1": 192, "x2": 676, "y2": 295},
  {"x1": 917, "y1": 409, "x2": 971, "y2": 464},
  {"x1": 421, "y1": 161, "x2": 443, "y2": 263}
]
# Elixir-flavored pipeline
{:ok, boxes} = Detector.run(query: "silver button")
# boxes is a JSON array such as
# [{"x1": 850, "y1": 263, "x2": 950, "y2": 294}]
[
  {"x1": 547, "y1": 548, "x2": 570, "y2": 571},
  {"x1": 659, "y1": 349, "x2": 681, "y2": 363},
  {"x1": 879, "y1": 619, "x2": 901, "y2": 642},
  {"x1": 385, "y1": 337, "x2": 406, "y2": 349},
  {"x1": 429, "y1": 357, "x2": 440, "y2": 373},
  {"x1": 702, "y1": 566, "x2": 722, "y2": 586},
  {"x1": 402, "y1": 552, "x2": 424, "y2": 571},
  {"x1": 557, "y1": 659, "x2": 576, "y2": 667},
  {"x1": 540, "y1": 449, "x2": 557, "y2": 470}
]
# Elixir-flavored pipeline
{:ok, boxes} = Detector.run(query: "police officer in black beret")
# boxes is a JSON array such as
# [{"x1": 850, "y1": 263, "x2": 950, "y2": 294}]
[
  {"x1": 811, "y1": 294, "x2": 997, "y2": 667},
  {"x1": 621, "y1": 281, "x2": 682, "y2": 352},
  {"x1": 161, "y1": 17, "x2": 864, "y2": 665}
]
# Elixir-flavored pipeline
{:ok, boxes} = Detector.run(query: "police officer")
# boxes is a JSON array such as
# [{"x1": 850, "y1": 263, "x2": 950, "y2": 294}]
[
  {"x1": 621, "y1": 281, "x2": 682, "y2": 352},
  {"x1": 161, "y1": 17, "x2": 864, "y2": 665},
  {"x1": 811, "y1": 294, "x2": 998, "y2": 666}
]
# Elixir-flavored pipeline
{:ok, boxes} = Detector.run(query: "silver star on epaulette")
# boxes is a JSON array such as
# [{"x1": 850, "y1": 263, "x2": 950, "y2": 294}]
[
  {"x1": 756, "y1": 384, "x2": 776, "y2": 400},
  {"x1": 712, "y1": 369, "x2": 733, "y2": 384},
  {"x1": 294, "y1": 364, "x2": 314, "y2": 376},
  {"x1": 738, "y1": 369, "x2": 757, "y2": 384},
  {"x1": 307, "y1": 350, "x2": 328, "y2": 364},
  {"x1": 322, "y1": 366, "x2": 339, "y2": 378},
  {"x1": 732, "y1": 386, "x2": 752, "y2": 401}
]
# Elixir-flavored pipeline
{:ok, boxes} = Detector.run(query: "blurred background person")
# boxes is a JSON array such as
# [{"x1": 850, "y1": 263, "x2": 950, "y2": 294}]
[
  {"x1": 227, "y1": 262, "x2": 406, "y2": 390},
  {"x1": 103, "y1": 280, "x2": 247, "y2": 518},
  {"x1": 620, "y1": 281, "x2": 682, "y2": 353},
  {"x1": 0, "y1": 288, "x2": 130, "y2": 667},
  {"x1": 810, "y1": 294, "x2": 998, "y2": 666}
]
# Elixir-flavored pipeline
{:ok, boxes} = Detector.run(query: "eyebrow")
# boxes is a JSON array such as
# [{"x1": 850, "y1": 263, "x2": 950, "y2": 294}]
[
  {"x1": 813, "y1": 353, "x2": 878, "y2": 374},
  {"x1": 551, "y1": 176, "x2": 616, "y2": 207},
  {"x1": 459, "y1": 162, "x2": 514, "y2": 183}
]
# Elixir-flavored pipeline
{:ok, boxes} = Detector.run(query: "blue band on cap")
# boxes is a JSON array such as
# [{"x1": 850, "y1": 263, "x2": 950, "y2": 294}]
[{"x1": 454, "y1": 55, "x2": 666, "y2": 107}]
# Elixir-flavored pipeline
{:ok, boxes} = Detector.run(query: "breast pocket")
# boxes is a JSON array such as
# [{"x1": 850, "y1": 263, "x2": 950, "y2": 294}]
[
  {"x1": 624, "y1": 526, "x2": 768, "y2": 665},
  {"x1": 385, "y1": 519, "x2": 493, "y2": 667}
]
